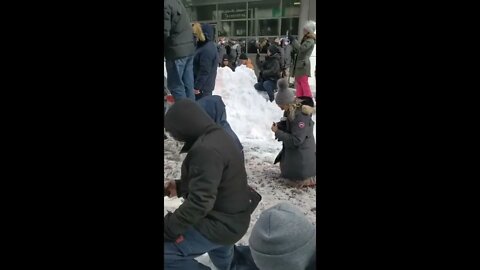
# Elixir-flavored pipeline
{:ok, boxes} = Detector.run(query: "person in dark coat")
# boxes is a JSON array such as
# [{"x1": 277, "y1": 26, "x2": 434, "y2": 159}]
[
  {"x1": 193, "y1": 23, "x2": 218, "y2": 100},
  {"x1": 164, "y1": 99, "x2": 251, "y2": 270},
  {"x1": 233, "y1": 203, "x2": 316, "y2": 270},
  {"x1": 254, "y1": 45, "x2": 282, "y2": 102},
  {"x1": 196, "y1": 95, "x2": 244, "y2": 158},
  {"x1": 271, "y1": 78, "x2": 316, "y2": 188},
  {"x1": 217, "y1": 38, "x2": 227, "y2": 67},
  {"x1": 164, "y1": 0, "x2": 196, "y2": 102}
]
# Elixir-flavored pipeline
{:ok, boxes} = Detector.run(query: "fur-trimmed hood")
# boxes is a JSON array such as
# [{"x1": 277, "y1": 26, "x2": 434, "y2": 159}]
[
  {"x1": 301, "y1": 105, "x2": 315, "y2": 115},
  {"x1": 192, "y1": 22, "x2": 205, "y2": 42},
  {"x1": 302, "y1": 32, "x2": 316, "y2": 42}
]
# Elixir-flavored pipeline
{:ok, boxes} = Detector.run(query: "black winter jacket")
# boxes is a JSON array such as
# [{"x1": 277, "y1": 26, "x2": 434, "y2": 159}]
[
  {"x1": 256, "y1": 53, "x2": 281, "y2": 81},
  {"x1": 193, "y1": 24, "x2": 218, "y2": 93},
  {"x1": 164, "y1": 99, "x2": 251, "y2": 245},
  {"x1": 164, "y1": 0, "x2": 195, "y2": 60}
]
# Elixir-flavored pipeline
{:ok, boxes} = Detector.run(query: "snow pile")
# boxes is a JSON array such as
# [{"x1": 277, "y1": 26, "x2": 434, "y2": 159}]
[{"x1": 214, "y1": 65, "x2": 283, "y2": 142}]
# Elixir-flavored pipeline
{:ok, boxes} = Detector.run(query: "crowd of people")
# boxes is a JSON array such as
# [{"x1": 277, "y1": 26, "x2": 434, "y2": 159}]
[{"x1": 164, "y1": 0, "x2": 316, "y2": 269}]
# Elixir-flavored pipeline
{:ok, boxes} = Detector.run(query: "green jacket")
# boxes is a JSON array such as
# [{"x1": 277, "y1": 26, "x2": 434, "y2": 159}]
[
  {"x1": 164, "y1": 0, "x2": 195, "y2": 60},
  {"x1": 291, "y1": 33, "x2": 316, "y2": 77}
]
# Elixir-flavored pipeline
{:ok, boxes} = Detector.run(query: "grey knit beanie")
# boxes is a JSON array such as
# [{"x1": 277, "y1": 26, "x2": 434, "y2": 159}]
[
  {"x1": 275, "y1": 78, "x2": 295, "y2": 105},
  {"x1": 249, "y1": 202, "x2": 316, "y2": 270},
  {"x1": 303, "y1": 20, "x2": 316, "y2": 33}
]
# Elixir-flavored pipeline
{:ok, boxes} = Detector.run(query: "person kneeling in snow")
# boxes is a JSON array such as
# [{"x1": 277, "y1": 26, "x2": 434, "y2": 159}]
[
  {"x1": 271, "y1": 78, "x2": 316, "y2": 188},
  {"x1": 196, "y1": 95, "x2": 244, "y2": 160},
  {"x1": 233, "y1": 202, "x2": 316, "y2": 270},
  {"x1": 164, "y1": 99, "x2": 252, "y2": 270},
  {"x1": 254, "y1": 45, "x2": 282, "y2": 102}
]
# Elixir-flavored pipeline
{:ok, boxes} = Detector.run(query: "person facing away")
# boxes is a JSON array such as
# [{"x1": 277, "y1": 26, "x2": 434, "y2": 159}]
[
  {"x1": 196, "y1": 95, "x2": 244, "y2": 159},
  {"x1": 164, "y1": 0, "x2": 196, "y2": 102},
  {"x1": 271, "y1": 78, "x2": 316, "y2": 188},
  {"x1": 193, "y1": 23, "x2": 218, "y2": 101},
  {"x1": 288, "y1": 20, "x2": 316, "y2": 104},
  {"x1": 217, "y1": 38, "x2": 227, "y2": 67},
  {"x1": 233, "y1": 202, "x2": 317, "y2": 270},
  {"x1": 254, "y1": 45, "x2": 282, "y2": 102},
  {"x1": 164, "y1": 99, "x2": 252, "y2": 270},
  {"x1": 239, "y1": 53, "x2": 254, "y2": 70}
]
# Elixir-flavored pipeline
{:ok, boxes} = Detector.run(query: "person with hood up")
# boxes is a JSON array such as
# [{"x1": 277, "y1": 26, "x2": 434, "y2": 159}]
[
  {"x1": 164, "y1": 0, "x2": 196, "y2": 102},
  {"x1": 232, "y1": 202, "x2": 316, "y2": 270},
  {"x1": 196, "y1": 95, "x2": 244, "y2": 159},
  {"x1": 254, "y1": 45, "x2": 282, "y2": 102},
  {"x1": 288, "y1": 20, "x2": 316, "y2": 105},
  {"x1": 271, "y1": 78, "x2": 316, "y2": 188},
  {"x1": 164, "y1": 99, "x2": 252, "y2": 270},
  {"x1": 193, "y1": 23, "x2": 218, "y2": 100}
]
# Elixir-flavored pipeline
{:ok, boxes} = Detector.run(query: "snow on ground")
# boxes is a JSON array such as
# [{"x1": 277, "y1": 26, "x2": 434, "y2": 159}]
[{"x1": 164, "y1": 64, "x2": 316, "y2": 269}]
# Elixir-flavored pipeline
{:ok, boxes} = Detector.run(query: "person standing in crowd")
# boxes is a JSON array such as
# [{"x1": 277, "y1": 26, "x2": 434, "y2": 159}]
[
  {"x1": 164, "y1": 0, "x2": 196, "y2": 102},
  {"x1": 238, "y1": 53, "x2": 254, "y2": 70},
  {"x1": 254, "y1": 45, "x2": 282, "y2": 102},
  {"x1": 233, "y1": 202, "x2": 316, "y2": 270},
  {"x1": 193, "y1": 23, "x2": 218, "y2": 100},
  {"x1": 217, "y1": 37, "x2": 227, "y2": 67},
  {"x1": 228, "y1": 39, "x2": 241, "y2": 68},
  {"x1": 281, "y1": 38, "x2": 293, "y2": 78},
  {"x1": 289, "y1": 20, "x2": 316, "y2": 105},
  {"x1": 271, "y1": 78, "x2": 316, "y2": 188},
  {"x1": 164, "y1": 99, "x2": 252, "y2": 270}
]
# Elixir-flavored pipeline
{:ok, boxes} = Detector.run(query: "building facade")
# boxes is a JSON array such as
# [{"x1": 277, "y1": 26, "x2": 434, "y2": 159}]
[{"x1": 181, "y1": 0, "x2": 315, "y2": 53}]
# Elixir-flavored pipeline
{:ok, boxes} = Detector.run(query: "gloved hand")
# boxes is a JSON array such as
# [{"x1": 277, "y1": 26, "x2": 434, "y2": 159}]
[{"x1": 288, "y1": 35, "x2": 295, "y2": 43}]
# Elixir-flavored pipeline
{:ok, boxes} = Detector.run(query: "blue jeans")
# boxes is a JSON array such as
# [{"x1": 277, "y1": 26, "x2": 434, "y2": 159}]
[
  {"x1": 254, "y1": 80, "x2": 276, "y2": 102},
  {"x1": 164, "y1": 227, "x2": 235, "y2": 270},
  {"x1": 166, "y1": 55, "x2": 195, "y2": 102}
]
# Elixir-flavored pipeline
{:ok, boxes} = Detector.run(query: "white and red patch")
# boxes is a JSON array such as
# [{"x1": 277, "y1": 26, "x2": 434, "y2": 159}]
[{"x1": 298, "y1": 122, "x2": 305, "y2": 128}]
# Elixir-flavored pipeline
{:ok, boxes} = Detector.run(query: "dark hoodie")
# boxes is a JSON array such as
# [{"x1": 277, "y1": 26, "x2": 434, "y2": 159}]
[
  {"x1": 193, "y1": 24, "x2": 218, "y2": 96},
  {"x1": 196, "y1": 95, "x2": 244, "y2": 155},
  {"x1": 164, "y1": 99, "x2": 251, "y2": 245}
]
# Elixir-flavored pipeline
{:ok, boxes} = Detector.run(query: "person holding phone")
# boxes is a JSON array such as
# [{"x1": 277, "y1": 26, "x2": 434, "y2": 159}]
[{"x1": 271, "y1": 78, "x2": 316, "y2": 188}]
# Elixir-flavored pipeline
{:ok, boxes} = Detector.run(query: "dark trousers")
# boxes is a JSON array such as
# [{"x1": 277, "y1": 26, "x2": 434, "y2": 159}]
[
  {"x1": 254, "y1": 80, "x2": 276, "y2": 102},
  {"x1": 164, "y1": 227, "x2": 235, "y2": 270}
]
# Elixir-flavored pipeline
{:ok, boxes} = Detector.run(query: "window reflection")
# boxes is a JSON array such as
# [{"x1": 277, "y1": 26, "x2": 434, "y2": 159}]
[
  {"x1": 281, "y1": 18, "x2": 299, "y2": 35},
  {"x1": 258, "y1": 19, "x2": 279, "y2": 36}
]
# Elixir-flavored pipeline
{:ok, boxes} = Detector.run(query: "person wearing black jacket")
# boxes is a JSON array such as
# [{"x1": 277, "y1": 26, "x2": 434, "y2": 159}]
[
  {"x1": 193, "y1": 23, "x2": 218, "y2": 100},
  {"x1": 254, "y1": 45, "x2": 282, "y2": 102},
  {"x1": 164, "y1": 0, "x2": 196, "y2": 102},
  {"x1": 164, "y1": 99, "x2": 251, "y2": 270}
]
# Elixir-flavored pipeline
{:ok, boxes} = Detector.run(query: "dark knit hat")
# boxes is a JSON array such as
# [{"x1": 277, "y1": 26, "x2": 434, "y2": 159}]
[
  {"x1": 249, "y1": 203, "x2": 316, "y2": 270},
  {"x1": 239, "y1": 53, "x2": 248, "y2": 60},
  {"x1": 275, "y1": 78, "x2": 295, "y2": 105},
  {"x1": 222, "y1": 54, "x2": 229, "y2": 61}
]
